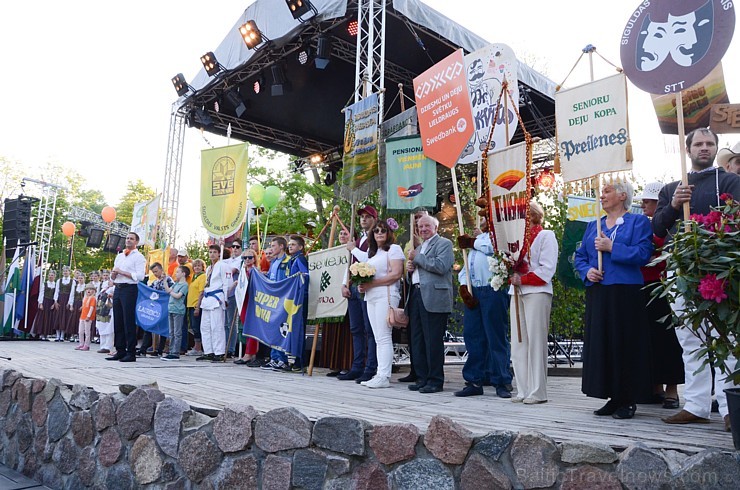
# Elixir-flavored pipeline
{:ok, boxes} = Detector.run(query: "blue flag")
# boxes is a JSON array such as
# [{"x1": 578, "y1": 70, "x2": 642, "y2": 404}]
[
  {"x1": 243, "y1": 272, "x2": 305, "y2": 357},
  {"x1": 135, "y1": 283, "x2": 170, "y2": 337},
  {"x1": 15, "y1": 248, "x2": 36, "y2": 323}
]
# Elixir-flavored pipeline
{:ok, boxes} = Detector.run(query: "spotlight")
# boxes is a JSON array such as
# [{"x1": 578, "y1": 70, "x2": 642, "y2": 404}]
[
  {"x1": 171, "y1": 73, "x2": 191, "y2": 97},
  {"x1": 239, "y1": 20, "x2": 265, "y2": 49},
  {"x1": 253, "y1": 80, "x2": 261, "y2": 94},
  {"x1": 187, "y1": 106, "x2": 213, "y2": 128},
  {"x1": 200, "y1": 51, "x2": 223, "y2": 77},
  {"x1": 347, "y1": 20, "x2": 359, "y2": 36},
  {"x1": 270, "y1": 65, "x2": 291, "y2": 96},
  {"x1": 315, "y1": 35, "x2": 332, "y2": 70},
  {"x1": 285, "y1": 0, "x2": 313, "y2": 19},
  {"x1": 310, "y1": 154, "x2": 324, "y2": 164},
  {"x1": 224, "y1": 88, "x2": 247, "y2": 118},
  {"x1": 297, "y1": 48, "x2": 310, "y2": 65}
]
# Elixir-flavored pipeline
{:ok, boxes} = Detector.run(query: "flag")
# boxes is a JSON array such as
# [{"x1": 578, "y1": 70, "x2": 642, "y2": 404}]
[
  {"x1": 14, "y1": 247, "x2": 36, "y2": 327},
  {"x1": 243, "y1": 271, "x2": 305, "y2": 357},
  {"x1": 307, "y1": 245, "x2": 349, "y2": 322},
  {"x1": 2, "y1": 248, "x2": 20, "y2": 334},
  {"x1": 385, "y1": 135, "x2": 438, "y2": 211},
  {"x1": 341, "y1": 93, "x2": 380, "y2": 201},
  {"x1": 135, "y1": 283, "x2": 170, "y2": 337},
  {"x1": 131, "y1": 195, "x2": 160, "y2": 247},
  {"x1": 200, "y1": 143, "x2": 249, "y2": 238}
]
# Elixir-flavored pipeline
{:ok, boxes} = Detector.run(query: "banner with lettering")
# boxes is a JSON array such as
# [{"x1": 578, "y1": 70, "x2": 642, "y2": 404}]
[
  {"x1": 341, "y1": 93, "x2": 380, "y2": 202},
  {"x1": 243, "y1": 271, "x2": 306, "y2": 357},
  {"x1": 307, "y1": 245, "x2": 348, "y2": 322},
  {"x1": 130, "y1": 195, "x2": 160, "y2": 248},
  {"x1": 414, "y1": 49, "x2": 474, "y2": 168},
  {"x1": 135, "y1": 283, "x2": 169, "y2": 337},
  {"x1": 459, "y1": 44, "x2": 519, "y2": 164},
  {"x1": 200, "y1": 143, "x2": 249, "y2": 238},
  {"x1": 385, "y1": 136, "x2": 438, "y2": 211},
  {"x1": 487, "y1": 141, "x2": 530, "y2": 263},
  {"x1": 556, "y1": 73, "x2": 630, "y2": 182},
  {"x1": 651, "y1": 63, "x2": 729, "y2": 135},
  {"x1": 379, "y1": 107, "x2": 419, "y2": 206}
]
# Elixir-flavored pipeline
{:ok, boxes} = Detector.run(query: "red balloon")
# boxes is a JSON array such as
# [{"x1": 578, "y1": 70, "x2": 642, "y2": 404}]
[
  {"x1": 61, "y1": 221, "x2": 76, "y2": 237},
  {"x1": 101, "y1": 206, "x2": 117, "y2": 223}
]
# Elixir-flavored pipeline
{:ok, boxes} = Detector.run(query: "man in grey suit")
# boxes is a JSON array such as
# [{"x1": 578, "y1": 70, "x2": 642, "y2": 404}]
[{"x1": 406, "y1": 216, "x2": 454, "y2": 393}]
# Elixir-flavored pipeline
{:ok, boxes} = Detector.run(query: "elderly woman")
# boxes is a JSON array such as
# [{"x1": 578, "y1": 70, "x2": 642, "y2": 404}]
[
  {"x1": 575, "y1": 181, "x2": 653, "y2": 419},
  {"x1": 349, "y1": 219, "x2": 405, "y2": 388},
  {"x1": 509, "y1": 202, "x2": 559, "y2": 404}
]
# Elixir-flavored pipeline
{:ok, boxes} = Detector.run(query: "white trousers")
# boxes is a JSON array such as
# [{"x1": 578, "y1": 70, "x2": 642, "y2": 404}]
[
  {"x1": 201, "y1": 308, "x2": 226, "y2": 356},
  {"x1": 510, "y1": 292, "x2": 552, "y2": 402},
  {"x1": 100, "y1": 333, "x2": 114, "y2": 351},
  {"x1": 366, "y1": 295, "x2": 399, "y2": 379},
  {"x1": 671, "y1": 293, "x2": 734, "y2": 418}
]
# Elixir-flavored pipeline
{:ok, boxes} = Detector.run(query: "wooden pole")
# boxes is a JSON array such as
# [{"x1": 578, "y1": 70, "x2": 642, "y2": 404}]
[
  {"x1": 587, "y1": 50, "x2": 604, "y2": 273},
  {"x1": 450, "y1": 171, "x2": 472, "y2": 293},
  {"x1": 676, "y1": 91, "x2": 691, "y2": 232}
]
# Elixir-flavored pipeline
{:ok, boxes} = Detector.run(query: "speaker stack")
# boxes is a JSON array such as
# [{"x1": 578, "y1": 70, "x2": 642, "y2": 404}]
[{"x1": 3, "y1": 197, "x2": 34, "y2": 259}]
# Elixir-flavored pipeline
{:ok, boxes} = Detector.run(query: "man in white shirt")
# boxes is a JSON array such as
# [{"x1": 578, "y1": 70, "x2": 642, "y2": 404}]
[
  {"x1": 107, "y1": 232, "x2": 147, "y2": 362},
  {"x1": 198, "y1": 244, "x2": 230, "y2": 363}
]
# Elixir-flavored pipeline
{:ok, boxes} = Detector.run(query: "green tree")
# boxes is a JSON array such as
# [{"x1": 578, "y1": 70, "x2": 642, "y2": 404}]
[{"x1": 116, "y1": 180, "x2": 156, "y2": 226}]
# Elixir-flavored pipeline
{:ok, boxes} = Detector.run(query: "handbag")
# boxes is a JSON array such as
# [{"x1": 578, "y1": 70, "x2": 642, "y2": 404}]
[{"x1": 386, "y1": 253, "x2": 409, "y2": 329}]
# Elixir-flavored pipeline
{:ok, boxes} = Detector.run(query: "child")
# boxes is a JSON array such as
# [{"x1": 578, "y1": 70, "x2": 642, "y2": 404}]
[
  {"x1": 96, "y1": 284, "x2": 115, "y2": 353},
  {"x1": 162, "y1": 265, "x2": 189, "y2": 361},
  {"x1": 76, "y1": 284, "x2": 97, "y2": 351}
]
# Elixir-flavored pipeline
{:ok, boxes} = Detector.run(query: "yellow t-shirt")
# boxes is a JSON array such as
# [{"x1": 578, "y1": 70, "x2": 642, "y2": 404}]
[{"x1": 187, "y1": 272, "x2": 206, "y2": 308}]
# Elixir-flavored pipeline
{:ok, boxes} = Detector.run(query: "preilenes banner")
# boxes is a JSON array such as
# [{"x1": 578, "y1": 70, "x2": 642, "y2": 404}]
[
  {"x1": 341, "y1": 93, "x2": 380, "y2": 201},
  {"x1": 307, "y1": 245, "x2": 348, "y2": 322},
  {"x1": 556, "y1": 73, "x2": 631, "y2": 182},
  {"x1": 135, "y1": 283, "x2": 169, "y2": 337},
  {"x1": 200, "y1": 143, "x2": 249, "y2": 238},
  {"x1": 243, "y1": 271, "x2": 306, "y2": 357},
  {"x1": 487, "y1": 141, "x2": 530, "y2": 263},
  {"x1": 130, "y1": 195, "x2": 160, "y2": 248},
  {"x1": 385, "y1": 136, "x2": 438, "y2": 211}
]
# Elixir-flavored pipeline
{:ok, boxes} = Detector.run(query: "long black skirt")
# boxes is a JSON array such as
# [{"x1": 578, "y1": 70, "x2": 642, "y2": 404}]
[
  {"x1": 582, "y1": 284, "x2": 652, "y2": 402},
  {"x1": 643, "y1": 282, "x2": 684, "y2": 386}
]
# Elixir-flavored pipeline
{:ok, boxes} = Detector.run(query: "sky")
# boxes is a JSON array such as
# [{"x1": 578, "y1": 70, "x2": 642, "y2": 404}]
[{"x1": 1, "y1": 0, "x2": 738, "y2": 243}]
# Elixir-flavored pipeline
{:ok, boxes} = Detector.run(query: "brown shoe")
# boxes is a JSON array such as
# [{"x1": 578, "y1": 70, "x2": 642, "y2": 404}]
[
  {"x1": 725, "y1": 414, "x2": 732, "y2": 432},
  {"x1": 662, "y1": 409, "x2": 710, "y2": 425}
]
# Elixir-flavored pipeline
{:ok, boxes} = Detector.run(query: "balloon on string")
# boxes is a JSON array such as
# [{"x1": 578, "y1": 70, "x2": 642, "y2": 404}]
[
  {"x1": 101, "y1": 206, "x2": 117, "y2": 223},
  {"x1": 263, "y1": 186, "x2": 281, "y2": 210},
  {"x1": 61, "y1": 221, "x2": 76, "y2": 237},
  {"x1": 249, "y1": 184, "x2": 265, "y2": 207}
]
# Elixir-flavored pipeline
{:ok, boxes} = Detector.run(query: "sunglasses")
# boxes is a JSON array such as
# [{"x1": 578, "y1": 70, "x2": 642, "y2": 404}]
[
  {"x1": 244, "y1": 256, "x2": 256, "y2": 260},
  {"x1": 231, "y1": 245, "x2": 241, "y2": 248},
  {"x1": 373, "y1": 228, "x2": 388, "y2": 234}
]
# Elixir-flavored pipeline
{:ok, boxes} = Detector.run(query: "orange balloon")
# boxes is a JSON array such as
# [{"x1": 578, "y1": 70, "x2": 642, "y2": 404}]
[
  {"x1": 61, "y1": 221, "x2": 76, "y2": 237},
  {"x1": 101, "y1": 206, "x2": 117, "y2": 223}
]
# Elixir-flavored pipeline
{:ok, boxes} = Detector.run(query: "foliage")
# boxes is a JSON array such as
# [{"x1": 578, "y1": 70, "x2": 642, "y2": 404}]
[
  {"x1": 115, "y1": 179, "x2": 156, "y2": 226},
  {"x1": 652, "y1": 194, "x2": 740, "y2": 384}
]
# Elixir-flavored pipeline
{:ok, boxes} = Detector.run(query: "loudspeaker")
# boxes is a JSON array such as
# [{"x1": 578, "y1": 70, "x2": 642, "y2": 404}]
[
  {"x1": 103, "y1": 234, "x2": 124, "y2": 253},
  {"x1": 86, "y1": 228, "x2": 105, "y2": 248},
  {"x1": 3, "y1": 197, "x2": 33, "y2": 258}
]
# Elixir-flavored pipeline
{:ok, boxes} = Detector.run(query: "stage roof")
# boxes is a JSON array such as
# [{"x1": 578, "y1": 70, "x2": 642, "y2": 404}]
[{"x1": 176, "y1": 0, "x2": 556, "y2": 159}]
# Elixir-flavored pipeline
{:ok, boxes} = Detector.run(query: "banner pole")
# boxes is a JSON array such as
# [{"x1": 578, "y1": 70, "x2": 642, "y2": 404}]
[
  {"x1": 676, "y1": 91, "x2": 691, "y2": 231},
  {"x1": 586, "y1": 51, "x2": 604, "y2": 273},
  {"x1": 450, "y1": 170, "x2": 472, "y2": 293},
  {"x1": 503, "y1": 82, "x2": 522, "y2": 343}
]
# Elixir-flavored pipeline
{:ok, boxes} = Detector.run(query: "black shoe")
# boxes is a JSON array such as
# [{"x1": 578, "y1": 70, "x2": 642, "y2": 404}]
[
  {"x1": 246, "y1": 358, "x2": 264, "y2": 367},
  {"x1": 119, "y1": 355, "x2": 136, "y2": 363},
  {"x1": 612, "y1": 404, "x2": 636, "y2": 419},
  {"x1": 711, "y1": 399, "x2": 719, "y2": 413},
  {"x1": 419, "y1": 385, "x2": 443, "y2": 394},
  {"x1": 326, "y1": 370, "x2": 342, "y2": 377},
  {"x1": 495, "y1": 386, "x2": 512, "y2": 399},
  {"x1": 663, "y1": 397, "x2": 680, "y2": 409},
  {"x1": 196, "y1": 353, "x2": 215, "y2": 361},
  {"x1": 454, "y1": 384, "x2": 483, "y2": 397},
  {"x1": 398, "y1": 374, "x2": 418, "y2": 383},
  {"x1": 408, "y1": 383, "x2": 425, "y2": 391},
  {"x1": 504, "y1": 383, "x2": 514, "y2": 393},
  {"x1": 355, "y1": 372, "x2": 375, "y2": 384},
  {"x1": 234, "y1": 359, "x2": 247, "y2": 365},
  {"x1": 211, "y1": 355, "x2": 225, "y2": 363},
  {"x1": 337, "y1": 370, "x2": 362, "y2": 381},
  {"x1": 106, "y1": 354, "x2": 125, "y2": 361},
  {"x1": 594, "y1": 399, "x2": 620, "y2": 416}
]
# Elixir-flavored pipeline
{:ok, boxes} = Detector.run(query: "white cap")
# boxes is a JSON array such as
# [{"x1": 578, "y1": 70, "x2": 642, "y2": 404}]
[
  {"x1": 636, "y1": 181, "x2": 664, "y2": 201},
  {"x1": 717, "y1": 142, "x2": 740, "y2": 169}
]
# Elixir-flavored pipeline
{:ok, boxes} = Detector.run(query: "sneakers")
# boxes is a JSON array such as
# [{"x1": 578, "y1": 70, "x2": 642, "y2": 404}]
[
  {"x1": 161, "y1": 354, "x2": 180, "y2": 361},
  {"x1": 186, "y1": 350, "x2": 204, "y2": 357},
  {"x1": 290, "y1": 364, "x2": 303, "y2": 373},
  {"x1": 261, "y1": 360, "x2": 290, "y2": 372},
  {"x1": 337, "y1": 370, "x2": 362, "y2": 381},
  {"x1": 246, "y1": 358, "x2": 264, "y2": 368},
  {"x1": 196, "y1": 353, "x2": 215, "y2": 361},
  {"x1": 364, "y1": 376, "x2": 390, "y2": 389}
]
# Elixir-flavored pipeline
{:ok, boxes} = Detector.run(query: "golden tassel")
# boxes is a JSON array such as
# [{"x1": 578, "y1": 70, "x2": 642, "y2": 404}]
[
  {"x1": 554, "y1": 151, "x2": 561, "y2": 174},
  {"x1": 625, "y1": 138, "x2": 633, "y2": 162}
]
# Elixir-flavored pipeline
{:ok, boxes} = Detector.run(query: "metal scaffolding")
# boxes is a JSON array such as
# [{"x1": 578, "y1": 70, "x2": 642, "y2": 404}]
[
  {"x1": 67, "y1": 206, "x2": 130, "y2": 237},
  {"x1": 21, "y1": 177, "x2": 64, "y2": 277},
  {"x1": 354, "y1": 0, "x2": 387, "y2": 117},
  {"x1": 160, "y1": 107, "x2": 187, "y2": 246}
]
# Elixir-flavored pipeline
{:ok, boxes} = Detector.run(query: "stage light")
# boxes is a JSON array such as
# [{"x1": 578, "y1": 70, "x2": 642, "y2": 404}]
[
  {"x1": 315, "y1": 35, "x2": 332, "y2": 70},
  {"x1": 240, "y1": 21, "x2": 264, "y2": 49},
  {"x1": 347, "y1": 20, "x2": 359, "y2": 36},
  {"x1": 200, "y1": 51, "x2": 223, "y2": 77},
  {"x1": 270, "y1": 65, "x2": 291, "y2": 96},
  {"x1": 187, "y1": 106, "x2": 213, "y2": 128},
  {"x1": 224, "y1": 88, "x2": 247, "y2": 118},
  {"x1": 310, "y1": 154, "x2": 324, "y2": 164},
  {"x1": 86, "y1": 228, "x2": 105, "y2": 248},
  {"x1": 253, "y1": 80, "x2": 261, "y2": 94},
  {"x1": 285, "y1": 0, "x2": 312, "y2": 19},
  {"x1": 298, "y1": 49, "x2": 309, "y2": 65},
  {"x1": 171, "y1": 73, "x2": 191, "y2": 97}
]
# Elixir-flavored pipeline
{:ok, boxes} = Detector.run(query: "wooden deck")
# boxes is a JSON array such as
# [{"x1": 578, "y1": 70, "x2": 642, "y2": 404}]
[{"x1": 0, "y1": 340, "x2": 733, "y2": 453}]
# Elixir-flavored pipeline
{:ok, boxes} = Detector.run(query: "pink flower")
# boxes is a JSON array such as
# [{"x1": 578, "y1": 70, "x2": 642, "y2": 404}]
[
  {"x1": 698, "y1": 274, "x2": 728, "y2": 303},
  {"x1": 720, "y1": 193, "x2": 734, "y2": 202},
  {"x1": 703, "y1": 211, "x2": 723, "y2": 227},
  {"x1": 386, "y1": 218, "x2": 399, "y2": 231},
  {"x1": 690, "y1": 214, "x2": 705, "y2": 226}
]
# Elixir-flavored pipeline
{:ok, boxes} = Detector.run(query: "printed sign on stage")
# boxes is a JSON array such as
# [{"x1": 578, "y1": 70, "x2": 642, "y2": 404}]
[
  {"x1": 342, "y1": 93, "x2": 380, "y2": 201},
  {"x1": 486, "y1": 141, "x2": 530, "y2": 263},
  {"x1": 385, "y1": 136, "x2": 437, "y2": 211},
  {"x1": 243, "y1": 271, "x2": 306, "y2": 357},
  {"x1": 459, "y1": 44, "x2": 519, "y2": 164},
  {"x1": 200, "y1": 143, "x2": 249, "y2": 238},
  {"x1": 414, "y1": 49, "x2": 474, "y2": 168},
  {"x1": 135, "y1": 283, "x2": 169, "y2": 337},
  {"x1": 556, "y1": 73, "x2": 631, "y2": 182},
  {"x1": 307, "y1": 245, "x2": 348, "y2": 322},
  {"x1": 130, "y1": 195, "x2": 160, "y2": 248},
  {"x1": 379, "y1": 107, "x2": 418, "y2": 206}
]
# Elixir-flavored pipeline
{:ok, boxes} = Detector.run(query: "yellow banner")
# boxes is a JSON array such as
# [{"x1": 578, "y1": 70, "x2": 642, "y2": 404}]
[{"x1": 200, "y1": 144, "x2": 249, "y2": 238}]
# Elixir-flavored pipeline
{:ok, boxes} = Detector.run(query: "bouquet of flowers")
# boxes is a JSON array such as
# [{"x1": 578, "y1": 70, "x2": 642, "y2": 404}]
[
  {"x1": 652, "y1": 193, "x2": 740, "y2": 384},
  {"x1": 487, "y1": 251, "x2": 513, "y2": 291},
  {"x1": 349, "y1": 262, "x2": 376, "y2": 286}
]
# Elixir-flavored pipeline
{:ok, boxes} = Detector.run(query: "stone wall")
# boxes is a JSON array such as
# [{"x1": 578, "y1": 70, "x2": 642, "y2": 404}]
[{"x1": 1, "y1": 368, "x2": 739, "y2": 489}]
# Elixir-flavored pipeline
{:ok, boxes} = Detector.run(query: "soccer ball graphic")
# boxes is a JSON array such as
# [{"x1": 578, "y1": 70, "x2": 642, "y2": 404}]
[{"x1": 279, "y1": 322, "x2": 290, "y2": 338}]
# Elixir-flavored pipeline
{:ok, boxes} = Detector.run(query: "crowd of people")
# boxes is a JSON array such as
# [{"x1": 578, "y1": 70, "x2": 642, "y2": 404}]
[{"x1": 24, "y1": 128, "x2": 740, "y2": 432}]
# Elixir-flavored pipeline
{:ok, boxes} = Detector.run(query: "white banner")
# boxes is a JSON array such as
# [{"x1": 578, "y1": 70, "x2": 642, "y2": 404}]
[
  {"x1": 459, "y1": 44, "x2": 519, "y2": 165},
  {"x1": 487, "y1": 141, "x2": 529, "y2": 263},
  {"x1": 130, "y1": 195, "x2": 160, "y2": 247},
  {"x1": 307, "y1": 245, "x2": 349, "y2": 321},
  {"x1": 556, "y1": 73, "x2": 630, "y2": 182}
]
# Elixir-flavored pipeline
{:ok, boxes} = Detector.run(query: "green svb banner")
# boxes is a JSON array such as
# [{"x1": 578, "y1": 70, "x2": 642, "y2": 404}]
[
  {"x1": 385, "y1": 135, "x2": 437, "y2": 211},
  {"x1": 200, "y1": 143, "x2": 249, "y2": 238}
]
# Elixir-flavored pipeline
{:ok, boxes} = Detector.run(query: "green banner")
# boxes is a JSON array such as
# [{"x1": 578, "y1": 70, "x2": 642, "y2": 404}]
[
  {"x1": 385, "y1": 135, "x2": 437, "y2": 211},
  {"x1": 341, "y1": 93, "x2": 379, "y2": 202},
  {"x1": 200, "y1": 143, "x2": 249, "y2": 238}
]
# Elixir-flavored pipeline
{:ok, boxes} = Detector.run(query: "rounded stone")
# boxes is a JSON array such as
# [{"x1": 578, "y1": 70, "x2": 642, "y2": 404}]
[
  {"x1": 423, "y1": 415, "x2": 474, "y2": 465},
  {"x1": 78, "y1": 447, "x2": 98, "y2": 487},
  {"x1": 213, "y1": 404, "x2": 257, "y2": 453},
  {"x1": 312, "y1": 416, "x2": 366, "y2": 456},
  {"x1": 70, "y1": 385, "x2": 100, "y2": 411},
  {"x1": 255, "y1": 407, "x2": 312, "y2": 453},
  {"x1": 178, "y1": 431, "x2": 223, "y2": 483},
  {"x1": 16, "y1": 414, "x2": 34, "y2": 453},
  {"x1": 473, "y1": 431, "x2": 515, "y2": 461},
  {"x1": 394, "y1": 459, "x2": 454, "y2": 490},
  {"x1": 217, "y1": 456, "x2": 258, "y2": 489},
  {"x1": 562, "y1": 465, "x2": 621, "y2": 490},
  {"x1": 461, "y1": 453, "x2": 512, "y2": 490},
  {"x1": 93, "y1": 395, "x2": 116, "y2": 432},
  {"x1": 262, "y1": 455, "x2": 291, "y2": 490},
  {"x1": 154, "y1": 397, "x2": 190, "y2": 458},
  {"x1": 105, "y1": 463, "x2": 135, "y2": 490},
  {"x1": 352, "y1": 462, "x2": 389, "y2": 490},
  {"x1": 53, "y1": 437, "x2": 80, "y2": 474},
  {"x1": 116, "y1": 388, "x2": 156, "y2": 440},
  {"x1": 34, "y1": 426, "x2": 53, "y2": 463},
  {"x1": 292, "y1": 449, "x2": 328, "y2": 489},
  {"x1": 510, "y1": 432, "x2": 559, "y2": 489},
  {"x1": 46, "y1": 394, "x2": 71, "y2": 443},
  {"x1": 12, "y1": 378, "x2": 33, "y2": 412},
  {"x1": 616, "y1": 443, "x2": 670, "y2": 490},
  {"x1": 31, "y1": 395, "x2": 48, "y2": 427},
  {"x1": 370, "y1": 423, "x2": 419, "y2": 465},
  {"x1": 98, "y1": 429, "x2": 123, "y2": 467},
  {"x1": 560, "y1": 441, "x2": 618, "y2": 464},
  {"x1": 131, "y1": 435, "x2": 163, "y2": 485},
  {"x1": 71, "y1": 411, "x2": 94, "y2": 448}
]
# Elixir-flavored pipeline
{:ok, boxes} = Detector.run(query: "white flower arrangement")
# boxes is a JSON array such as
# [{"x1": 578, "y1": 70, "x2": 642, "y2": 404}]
[
  {"x1": 487, "y1": 251, "x2": 512, "y2": 291},
  {"x1": 349, "y1": 262, "x2": 376, "y2": 284}
]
